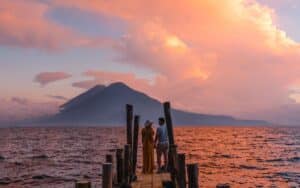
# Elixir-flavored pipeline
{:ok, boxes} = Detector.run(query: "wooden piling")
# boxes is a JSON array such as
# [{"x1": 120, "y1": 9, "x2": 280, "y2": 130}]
[
  {"x1": 162, "y1": 180, "x2": 175, "y2": 188},
  {"x1": 163, "y1": 102, "x2": 175, "y2": 145},
  {"x1": 187, "y1": 163, "x2": 199, "y2": 188},
  {"x1": 116, "y1": 149, "x2": 123, "y2": 185},
  {"x1": 106, "y1": 154, "x2": 113, "y2": 163},
  {"x1": 105, "y1": 154, "x2": 116, "y2": 184},
  {"x1": 168, "y1": 144, "x2": 178, "y2": 184},
  {"x1": 126, "y1": 104, "x2": 133, "y2": 146},
  {"x1": 177, "y1": 153, "x2": 187, "y2": 188},
  {"x1": 102, "y1": 163, "x2": 113, "y2": 188},
  {"x1": 132, "y1": 115, "x2": 140, "y2": 176},
  {"x1": 75, "y1": 181, "x2": 91, "y2": 188},
  {"x1": 163, "y1": 102, "x2": 178, "y2": 186},
  {"x1": 124, "y1": 144, "x2": 131, "y2": 184}
]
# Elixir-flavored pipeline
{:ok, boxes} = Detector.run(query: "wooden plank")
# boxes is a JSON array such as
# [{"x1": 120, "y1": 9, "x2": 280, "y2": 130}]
[{"x1": 131, "y1": 173, "x2": 172, "y2": 188}]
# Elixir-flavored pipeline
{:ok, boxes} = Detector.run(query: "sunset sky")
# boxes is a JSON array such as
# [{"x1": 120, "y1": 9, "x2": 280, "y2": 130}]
[{"x1": 1, "y1": 0, "x2": 300, "y2": 125}]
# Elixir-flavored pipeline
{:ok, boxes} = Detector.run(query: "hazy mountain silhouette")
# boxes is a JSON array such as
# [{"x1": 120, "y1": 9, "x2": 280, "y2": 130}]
[{"x1": 46, "y1": 82, "x2": 268, "y2": 126}]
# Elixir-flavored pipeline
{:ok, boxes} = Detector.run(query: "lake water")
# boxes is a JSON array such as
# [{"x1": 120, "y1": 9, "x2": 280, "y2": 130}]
[{"x1": 0, "y1": 127, "x2": 299, "y2": 188}]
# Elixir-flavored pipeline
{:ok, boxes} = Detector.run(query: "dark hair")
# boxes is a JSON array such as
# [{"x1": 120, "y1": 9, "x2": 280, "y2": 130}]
[{"x1": 158, "y1": 117, "x2": 165, "y2": 124}]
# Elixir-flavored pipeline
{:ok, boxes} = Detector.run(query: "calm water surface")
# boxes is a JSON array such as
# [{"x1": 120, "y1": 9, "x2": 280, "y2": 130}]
[{"x1": 0, "y1": 127, "x2": 299, "y2": 188}]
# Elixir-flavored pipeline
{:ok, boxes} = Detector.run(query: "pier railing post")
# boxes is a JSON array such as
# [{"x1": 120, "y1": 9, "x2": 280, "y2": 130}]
[
  {"x1": 106, "y1": 154, "x2": 113, "y2": 169},
  {"x1": 106, "y1": 154, "x2": 116, "y2": 184},
  {"x1": 163, "y1": 101, "x2": 178, "y2": 186},
  {"x1": 126, "y1": 104, "x2": 133, "y2": 146},
  {"x1": 102, "y1": 163, "x2": 112, "y2": 188},
  {"x1": 162, "y1": 180, "x2": 175, "y2": 188},
  {"x1": 163, "y1": 102, "x2": 175, "y2": 146},
  {"x1": 125, "y1": 104, "x2": 133, "y2": 182},
  {"x1": 187, "y1": 163, "x2": 199, "y2": 188},
  {"x1": 132, "y1": 115, "x2": 140, "y2": 178},
  {"x1": 116, "y1": 149, "x2": 124, "y2": 185},
  {"x1": 106, "y1": 154, "x2": 113, "y2": 163},
  {"x1": 75, "y1": 181, "x2": 91, "y2": 188},
  {"x1": 169, "y1": 144, "x2": 178, "y2": 185},
  {"x1": 124, "y1": 144, "x2": 132, "y2": 184},
  {"x1": 178, "y1": 153, "x2": 187, "y2": 188}
]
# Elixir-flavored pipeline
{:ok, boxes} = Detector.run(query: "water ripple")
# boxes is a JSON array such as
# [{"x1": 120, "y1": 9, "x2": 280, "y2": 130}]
[{"x1": 0, "y1": 126, "x2": 299, "y2": 187}]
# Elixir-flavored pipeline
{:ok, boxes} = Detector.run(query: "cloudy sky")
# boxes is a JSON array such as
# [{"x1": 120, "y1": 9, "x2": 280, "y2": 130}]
[{"x1": 1, "y1": 0, "x2": 300, "y2": 125}]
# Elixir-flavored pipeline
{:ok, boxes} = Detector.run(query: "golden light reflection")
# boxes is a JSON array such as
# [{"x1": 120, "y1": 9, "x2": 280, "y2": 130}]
[
  {"x1": 288, "y1": 83, "x2": 300, "y2": 103},
  {"x1": 165, "y1": 36, "x2": 186, "y2": 49},
  {"x1": 289, "y1": 93, "x2": 300, "y2": 103},
  {"x1": 173, "y1": 127, "x2": 299, "y2": 187},
  {"x1": 186, "y1": 67, "x2": 210, "y2": 80}
]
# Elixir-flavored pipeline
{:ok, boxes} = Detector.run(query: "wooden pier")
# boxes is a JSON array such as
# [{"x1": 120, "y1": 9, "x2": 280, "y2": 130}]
[
  {"x1": 75, "y1": 102, "x2": 226, "y2": 188},
  {"x1": 131, "y1": 173, "x2": 171, "y2": 188}
]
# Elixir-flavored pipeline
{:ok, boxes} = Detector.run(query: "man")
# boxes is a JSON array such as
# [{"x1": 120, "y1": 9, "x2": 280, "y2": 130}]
[{"x1": 154, "y1": 117, "x2": 169, "y2": 172}]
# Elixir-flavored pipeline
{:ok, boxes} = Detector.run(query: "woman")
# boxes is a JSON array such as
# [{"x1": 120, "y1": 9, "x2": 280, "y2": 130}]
[{"x1": 142, "y1": 120, "x2": 155, "y2": 174}]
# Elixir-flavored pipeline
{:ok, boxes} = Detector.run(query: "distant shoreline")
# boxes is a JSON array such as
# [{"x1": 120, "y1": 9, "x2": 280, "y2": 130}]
[{"x1": 1, "y1": 124, "x2": 299, "y2": 128}]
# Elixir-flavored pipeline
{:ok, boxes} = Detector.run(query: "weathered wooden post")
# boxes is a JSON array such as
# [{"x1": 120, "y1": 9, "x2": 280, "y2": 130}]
[
  {"x1": 132, "y1": 115, "x2": 140, "y2": 177},
  {"x1": 169, "y1": 144, "x2": 178, "y2": 184},
  {"x1": 124, "y1": 144, "x2": 131, "y2": 184},
  {"x1": 125, "y1": 104, "x2": 133, "y2": 182},
  {"x1": 187, "y1": 163, "x2": 199, "y2": 188},
  {"x1": 116, "y1": 149, "x2": 123, "y2": 185},
  {"x1": 163, "y1": 102, "x2": 178, "y2": 185},
  {"x1": 162, "y1": 180, "x2": 175, "y2": 188},
  {"x1": 177, "y1": 153, "x2": 187, "y2": 188},
  {"x1": 126, "y1": 104, "x2": 133, "y2": 146},
  {"x1": 163, "y1": 102, "x2": 175, "y2": 145},
  {"x1": 102, "y1": 163, "x2": 113, "y2": 188},
  {"x1": 106, "y1": 154, "x2": 116, "y2": 184},
  {"x1": 106, "y1": 154, "x2": 113, "y2": 164},
  {"x1": 75, "y1": 181, "x2": 91, "y2": 188}
]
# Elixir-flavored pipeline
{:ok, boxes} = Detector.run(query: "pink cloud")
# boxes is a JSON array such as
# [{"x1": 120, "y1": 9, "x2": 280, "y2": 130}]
[
  {"x1": 34, "y1": 72, "x2": 72, "y2": 86},
  {"x1": 0, "y1": 98, "x2": 58, "y2": 124},
  {"x1": 2, "y1": 0, "x2": 296, "y2": 124},
  {"x1": 72, "y1": 80, "x2": 104, "y2": 90},
  {"x1": 11, "y1": 97, "x2": 28, "y2": 105},
  {"x1": 56, "y1": 0, "x2": 300, "y2": 122},
  {"x1": 72, "y1": 70, "x2": 152, "y2": 91},
  {"x1": 47, "y1": 95, "x2": 68, "y2": 101},
  {"x1": 0, "y1": 0, "x2": 111, "y2": 50}
]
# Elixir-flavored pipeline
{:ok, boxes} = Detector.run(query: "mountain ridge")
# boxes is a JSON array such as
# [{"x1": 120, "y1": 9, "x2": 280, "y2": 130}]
[{"x1": 46, "y1": 82, "x2": 269, "y2": 126}]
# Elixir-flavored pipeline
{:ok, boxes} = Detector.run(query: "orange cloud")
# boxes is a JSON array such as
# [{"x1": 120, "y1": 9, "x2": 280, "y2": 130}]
[
  {"x1": 36, "y1": 1, "x2": 300, "y2": 122},
  {"x1": 34, "y1": 72, "x2": 72, "y2": 86}
]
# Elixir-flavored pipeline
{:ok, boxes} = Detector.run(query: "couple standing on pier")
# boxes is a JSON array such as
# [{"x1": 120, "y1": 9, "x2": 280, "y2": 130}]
[{"x1": 141, "y1": 117, "x2": 169, "y2": 174}]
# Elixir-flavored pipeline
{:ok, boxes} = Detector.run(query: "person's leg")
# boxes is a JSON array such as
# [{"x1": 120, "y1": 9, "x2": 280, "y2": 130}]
[
  {"x1": 150, "y1": 143, "x2": 155, "y2": 173},
  {"x1": 142, "y1": 146, "x2": 146, "y2": 173},
  {"x1": 156, "y1": 145, "x2": 162, "y2": 170},
  {"x1": 163, "y1": 145, "x2": 168, "y2": 170}
]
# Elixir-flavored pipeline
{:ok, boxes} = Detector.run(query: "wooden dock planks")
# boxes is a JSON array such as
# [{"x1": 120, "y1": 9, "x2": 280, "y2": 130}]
[{"x1": 131, "y1": 173, "x2": 171, "y2": 188}]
